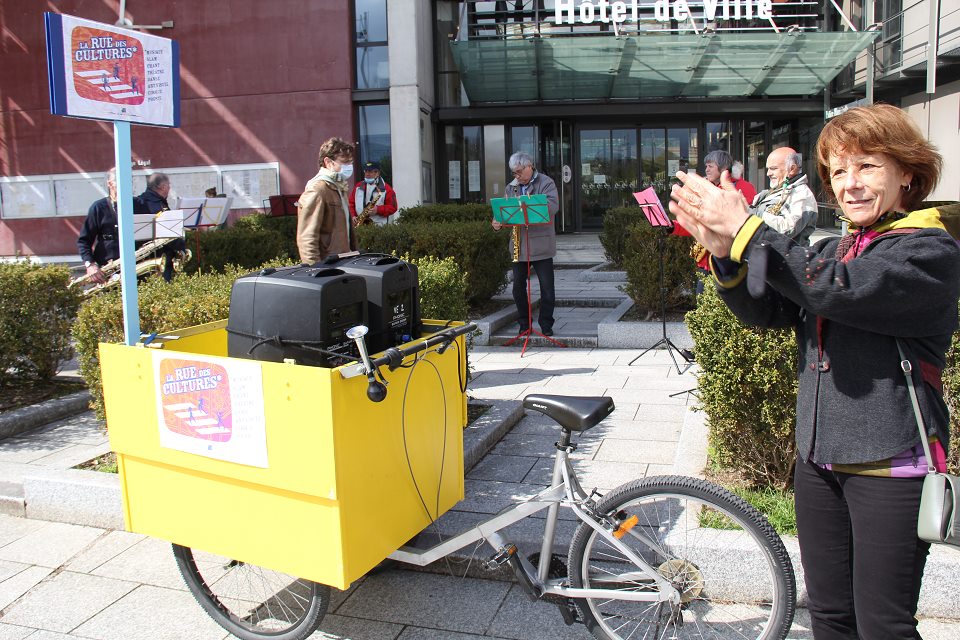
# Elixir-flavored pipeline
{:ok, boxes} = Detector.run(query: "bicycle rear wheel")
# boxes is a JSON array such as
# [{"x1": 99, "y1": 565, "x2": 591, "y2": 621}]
[
  {"x1": 568, "y1": 475, "x2": 795, "y2": 640},
  {"x1": 172, "y1": 543, "x2": 330, "y2": 640}
]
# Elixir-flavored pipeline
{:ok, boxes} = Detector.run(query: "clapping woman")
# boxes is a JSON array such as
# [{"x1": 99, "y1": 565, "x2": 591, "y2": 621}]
[{"x1": 670, "y1": 104, "x2": 960, "y2": 639}]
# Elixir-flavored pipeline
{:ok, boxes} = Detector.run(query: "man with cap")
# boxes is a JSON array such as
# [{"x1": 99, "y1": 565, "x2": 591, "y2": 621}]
[{"x1": 350, "y1": 161, "x2": 398, "y2": 226}]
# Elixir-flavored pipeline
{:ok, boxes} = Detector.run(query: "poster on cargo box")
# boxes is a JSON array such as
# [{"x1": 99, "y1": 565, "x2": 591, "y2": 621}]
[
  {"x1": 152, "y1": 353, "x2": 268, "y2": 467},
  {"x1": 45, "y1": 13, "x2": 179, "y2": 127}
]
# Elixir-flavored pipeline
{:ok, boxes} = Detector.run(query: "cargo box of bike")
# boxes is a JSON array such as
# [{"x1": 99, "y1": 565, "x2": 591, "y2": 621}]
[{"x1": 99, "y1": 318, "x2": 469, "y2": 591}]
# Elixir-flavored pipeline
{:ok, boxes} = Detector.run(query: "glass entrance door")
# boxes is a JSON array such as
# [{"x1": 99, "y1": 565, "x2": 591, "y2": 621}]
[
  {"x1": 578, "y1": 128, "x2": 638, "y2": 229},
  {"x1": 640, "y1": 127, "x2": 698, "y2": 207}
]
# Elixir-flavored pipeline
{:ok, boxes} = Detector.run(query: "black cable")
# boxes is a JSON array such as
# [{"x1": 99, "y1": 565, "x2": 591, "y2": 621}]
[{"x1": 225, "y1": 326, "x2": 353, "y2": 362}]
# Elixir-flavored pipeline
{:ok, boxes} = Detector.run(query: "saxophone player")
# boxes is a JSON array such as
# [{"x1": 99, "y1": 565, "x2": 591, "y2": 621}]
[
  {"x1": 491, "y1": 151, "x2": 559, "y2": 337},
  {"x1": 350, "y1": 161, "x2": 397, "y2": 226},
  {"x1": 77, "y1": 169, "x2": 144, "y2": 285},
  {"x1": 750, "y1": 147, "x2": 818, "y2": 245}
]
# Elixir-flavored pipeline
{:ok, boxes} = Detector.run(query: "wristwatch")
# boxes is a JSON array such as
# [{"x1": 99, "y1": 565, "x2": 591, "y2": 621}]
[{"x1": 84, "y1": 261, "x2": 93, "y2": 268}]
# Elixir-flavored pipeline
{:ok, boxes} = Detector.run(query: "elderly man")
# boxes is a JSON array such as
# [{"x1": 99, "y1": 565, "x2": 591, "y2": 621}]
[
  {"x1": 491, "y1": 151, "x2": 559, "y2": 336},
  {"x1": 750, "y1": 147, "x2": 818, "y2": 245},
  {"x1": 138, "y1": 172, "x2": 187, "y2": 281}
]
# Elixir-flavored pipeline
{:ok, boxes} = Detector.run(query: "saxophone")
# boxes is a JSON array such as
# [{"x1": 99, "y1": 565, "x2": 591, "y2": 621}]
[
  {"x1": 354, "y1": 186, "x2": 382, "y2": 227},
  {"x1": 512, "y1": 226, "x2": 521, "y2": 262},
  {"x1": 70, "y1": 237, "x2": 190, "y2": 297}
]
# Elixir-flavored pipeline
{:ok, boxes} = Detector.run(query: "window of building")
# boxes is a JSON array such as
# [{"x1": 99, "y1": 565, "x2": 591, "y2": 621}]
[
  {"x1": 357, "y1": 104, "x2": 392, "y2": 181},
  {"x1": 355, "y1": 0, "x2": 389, "y2": 89}
]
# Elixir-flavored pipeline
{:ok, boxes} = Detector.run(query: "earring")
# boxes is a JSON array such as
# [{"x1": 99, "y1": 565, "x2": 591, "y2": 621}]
[{"x1": 903, "y1": 183, "x2": 911, "y2": 192}]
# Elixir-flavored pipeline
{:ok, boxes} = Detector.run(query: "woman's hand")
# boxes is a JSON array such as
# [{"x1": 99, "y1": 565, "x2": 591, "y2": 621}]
[{"x1": 668, "y1": 170, "x2": 750, "y2": 259}]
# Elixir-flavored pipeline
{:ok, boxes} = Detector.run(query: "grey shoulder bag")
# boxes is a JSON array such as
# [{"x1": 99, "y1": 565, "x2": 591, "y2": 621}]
[{"x1": 897, "y1": 340, "x2": 960, "y2": 547}]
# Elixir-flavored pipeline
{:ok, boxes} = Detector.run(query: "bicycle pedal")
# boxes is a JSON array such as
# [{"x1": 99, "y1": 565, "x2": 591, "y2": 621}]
[
  {"x1": 481, "y1": 544, "x2": 518, "y2": 571},
  {"x1": 557, "y1": 598, "x2": 579, "y2": 625}
]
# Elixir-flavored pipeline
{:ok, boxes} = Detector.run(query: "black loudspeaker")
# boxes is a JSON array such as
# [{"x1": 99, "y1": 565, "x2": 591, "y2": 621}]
[
  {"x1": 227, "y1": 265, "x2": 367, "y2": 367},
  {"x1": 323, "y1": 253, "x2": 421, "y2": 355}
]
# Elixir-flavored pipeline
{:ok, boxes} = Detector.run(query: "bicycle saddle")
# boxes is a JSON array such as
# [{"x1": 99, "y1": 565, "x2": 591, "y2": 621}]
[{"x1": 522, "y1": 394, "x2": 614, "y2": 432}]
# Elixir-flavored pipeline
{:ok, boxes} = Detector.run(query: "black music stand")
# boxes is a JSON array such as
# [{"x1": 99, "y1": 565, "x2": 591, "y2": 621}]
[
  {"x1": 491, "y1": 195, "x2": 566, "y2": 357},
  {"x1": 628, "y1": 189, "x2": 695, "y2": 376}
]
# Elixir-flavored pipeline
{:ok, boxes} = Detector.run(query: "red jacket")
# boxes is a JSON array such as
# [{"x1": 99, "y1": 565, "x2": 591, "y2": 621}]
[
  {"x1": 349, "y1": 179, "x2": 398, "y2": 222},
  {"x1": 734, "y1": 178, "x2": 757, "y2": 206}
]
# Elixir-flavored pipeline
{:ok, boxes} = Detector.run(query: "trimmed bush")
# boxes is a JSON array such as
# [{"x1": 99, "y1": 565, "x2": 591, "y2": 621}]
[
  {"x1": 943, "y1": 297, "x2": 960, "y2": 476},
  {"x1": 409, "y1": 255, "x2": 469, "y2": 321},
  {"x1": 358, "y1": 220, "x2": 509, "y2": 306},
  {"x1": 0, "y1": 262, "x2": 81, "y2": 386},
  {"x1": 622, "y1": 219, "x2": 697, "y2": 316},
  {"x1": 600, "y1": 206, "x2": 647, "y2": 269},
  {"x1": 685, "y1": 283, "x2": 798, "y2": 490},
  {"x1": 183, "y1": 224, "x2": 291, "y2": 274},
  {"x1": 396, "y1": 203, "x2": 491, "y2": 224}
]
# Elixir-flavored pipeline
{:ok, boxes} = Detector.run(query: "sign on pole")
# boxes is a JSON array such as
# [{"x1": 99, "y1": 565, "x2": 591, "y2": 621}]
[
  {"x1": 45, "y1": 13, "x2": 180, "y2": 346},
  {"x1": 45, "y1": 13, "x2": 179, "y2": 127}
]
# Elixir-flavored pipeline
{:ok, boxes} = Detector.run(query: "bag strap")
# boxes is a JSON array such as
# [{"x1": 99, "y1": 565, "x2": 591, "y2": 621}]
[{"x1": 896, "y1": 339, "x2": 937, "y2": 475}]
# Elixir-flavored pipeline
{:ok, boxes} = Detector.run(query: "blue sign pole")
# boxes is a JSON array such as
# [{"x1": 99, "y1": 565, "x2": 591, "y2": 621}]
[{"x1": 113, "y1": 120, "x2": 140, "y2": 346}]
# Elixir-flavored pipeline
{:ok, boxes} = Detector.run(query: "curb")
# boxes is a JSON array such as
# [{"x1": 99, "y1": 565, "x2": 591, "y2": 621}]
[
  {"x1": 578, "y1": 262, "x2": 626, "y2": 282},
  {"x1": 0, "y1": 390, "x2": 91, "y2": 440},
  {"x1": 597, "y1": 298, "x2": 694, "y2": 350}
]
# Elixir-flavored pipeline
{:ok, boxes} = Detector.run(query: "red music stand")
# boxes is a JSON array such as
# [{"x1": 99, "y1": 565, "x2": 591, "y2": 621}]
[{"x1": 491, "y1": 195, "x2": 566, "y2": 356}]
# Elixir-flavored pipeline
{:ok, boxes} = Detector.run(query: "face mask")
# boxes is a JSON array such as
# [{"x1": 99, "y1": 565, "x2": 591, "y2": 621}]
[
  {"x1": 364, "y1": 177, "x2": 376, "y2": 184},
  {"x1": 337, "y1": 164, "x2": 354, "y2": 181}
]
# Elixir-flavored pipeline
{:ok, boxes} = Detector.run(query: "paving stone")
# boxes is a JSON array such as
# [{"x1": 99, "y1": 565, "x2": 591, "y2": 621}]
[
  {"x1": 312, "y1": 613, "x2": 403, "y2": 639},
  {"x1": 397, "y1": 626, "x2": 497, "y2": 639},
  {"x1": 487, "y1": 584, "x2": 592, "y2": 640},
  {"x1": 90, "y1": 537, "x2": 189, "y2": 590},
  {"x1": 593, "y1": 438, "x2": 677, "y2": 465},
  {"x1": 1, "y1": 570, "x2": 137, "y2": 632},
  {"x1": 490, "y1": 434, "x2": 590, "y2": 460},
  {"x1": 27, "y1": 411, "x2": 107, "y2": 446},
  {"x1": 0, "y1": 624, "x2": 34, "y2": 640},
  {"x1": 603, "y1": 387, "x2": 689, "y2": 405},
  {"x1": 10, "y1": 631, "x2": 78, "y2": 640},
  {"x1": 29, "y1": 442, "x2": 112, "y2": 468},
  {"x1": 0, "y1": 565, "x2": 53, "y2": 610},
  {"x1": 0, "y1": 439, "x2": 67, "y2": 465},
  {"x1": 0, "y1": 560, "x2": 28, "y2": 583},
  {"x1": 466, "y1": 454, "x2": 537, "y2": 483},
  {"x1": 65, "y1": 530, "x2": 145, "y2": 573},
  {"x1": 335, "y1": 570, "x2": 510, "y2": 634},
  {"x1": 0, "y1": 521, "x2": 102, "y2": 568},
  {"x1": 457, "y1": 479, "x2": 551, "y2": 515},
  {"x1": 0, "y1": 515, "x2": 46, "y2": 548},
  {"x1": 73, "y1": 585, "x2": 229, "y2": 640}
]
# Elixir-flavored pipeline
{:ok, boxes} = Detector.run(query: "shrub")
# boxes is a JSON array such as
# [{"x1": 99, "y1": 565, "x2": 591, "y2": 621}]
[
  {"x1": 397, "y1": 203, "x2": 491, "y2": 224},
  {"x1": 685, "y1": 283, "x2": 798, "y2": 490},
  {"x1": 183, "y1": 224, "x2": 291, "y2": 274},
  {"x1": 73, "y1": 266, "x2": 247, "y2": 418},
  {"x1": 943, "y1": 297, "x2": 960, "y2": 476},
  {"x1": 622, "y1": 220, "x2": 697, "y2": 316},
  {"x1": 409, "y1": 255, "x2": 469, "y2": 321},
  {"x1": 600, "y1": 206, "x2": 647, "y2": 268},
  {"x1": 0, "y1": 262, "x2": 81, "y2": 386},
  {"x1": 358, "y1": 220, "x2": 509, "y2": 306}
]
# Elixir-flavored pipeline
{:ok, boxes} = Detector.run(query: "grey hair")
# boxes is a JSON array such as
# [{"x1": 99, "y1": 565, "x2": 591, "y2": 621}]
[
  {"x1": 704, "y1": 150, "x2": 733, "y2": 172},
  {"x1": 147, "y1": 172, "x2": 170, "y2": 190},
  {"x1": 508, "y1": 151, "x2": 535, "y2": 172},
  {"x1": 730, "y1": 161, "x2": 744, "y2": 179},
  {"x1": 786, "y1": 152, "x2": 802, "y2": 171},
  {"x1": 105, "y1": 168, "x2": 117, "y2": 186}
]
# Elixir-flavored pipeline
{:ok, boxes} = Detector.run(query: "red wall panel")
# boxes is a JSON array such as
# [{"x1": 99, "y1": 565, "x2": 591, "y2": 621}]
[{"x1": 1, "y1": 1, "x2": 357, "y2": 257}]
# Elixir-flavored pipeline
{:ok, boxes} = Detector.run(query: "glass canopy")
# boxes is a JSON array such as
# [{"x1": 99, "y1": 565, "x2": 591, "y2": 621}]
[{"x1": 449, "y1": 31, "x2": 880, "y2": 103}]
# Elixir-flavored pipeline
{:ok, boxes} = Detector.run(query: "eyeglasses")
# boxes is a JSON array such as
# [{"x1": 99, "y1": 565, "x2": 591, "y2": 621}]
[{"x1": 511, "y1": 167, "x2": 530, "y2": 177}]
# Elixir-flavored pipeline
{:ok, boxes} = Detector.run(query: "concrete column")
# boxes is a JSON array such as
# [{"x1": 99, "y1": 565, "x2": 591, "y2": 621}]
[{"x1": 388, "y1": 0, "x2": 436, "y2": 210}]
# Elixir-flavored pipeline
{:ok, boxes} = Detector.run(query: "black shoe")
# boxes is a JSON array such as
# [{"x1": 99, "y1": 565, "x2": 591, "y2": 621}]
[
  {"x1": 518, "y1": 326, "x2": 530, "y2": 335},
  {"x1": 542, "y1": 328, "x2": 554, "y2": 337}
]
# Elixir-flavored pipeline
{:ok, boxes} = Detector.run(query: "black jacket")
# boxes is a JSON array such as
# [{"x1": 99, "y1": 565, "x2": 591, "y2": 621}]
[
  {"x1": 715, "y1": 210, "x2": 960, "y2": 464},
  {"x1": 139, "y1": 188, "x2": 169, "y2": 214},
  {"x1": 77, "y1": 197, "x2": 119, "y2": 266}
]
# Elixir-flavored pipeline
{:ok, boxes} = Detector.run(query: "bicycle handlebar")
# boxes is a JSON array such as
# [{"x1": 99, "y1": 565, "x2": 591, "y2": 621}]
[{"x1": 371, "y1": 322, "x2": 477, "y2": 372}]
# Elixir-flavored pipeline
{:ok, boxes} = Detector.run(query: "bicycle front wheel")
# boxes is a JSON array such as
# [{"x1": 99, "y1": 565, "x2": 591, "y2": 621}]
[
  {"x1": 568, "y1": 475, "x2": 796, "y2": 640},
  {"x1": 172, "y1": 543, "x2": 330, "y2": 640}
]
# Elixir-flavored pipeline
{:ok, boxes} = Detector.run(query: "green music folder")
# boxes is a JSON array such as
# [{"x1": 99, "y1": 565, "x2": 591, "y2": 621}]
[{"x1": 490, "y1": 194, "x2": 550, "y2": 225}]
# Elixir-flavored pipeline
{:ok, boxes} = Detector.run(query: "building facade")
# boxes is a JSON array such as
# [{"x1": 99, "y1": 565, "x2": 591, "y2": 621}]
[{"x1": 2, "y1": 0, "x2": 959, "y2": 258}]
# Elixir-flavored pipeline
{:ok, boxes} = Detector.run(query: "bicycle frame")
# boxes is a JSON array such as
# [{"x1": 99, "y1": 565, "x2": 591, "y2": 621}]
[{"x1": 388, "y1": 438, "x2": 682, "y2": 605}]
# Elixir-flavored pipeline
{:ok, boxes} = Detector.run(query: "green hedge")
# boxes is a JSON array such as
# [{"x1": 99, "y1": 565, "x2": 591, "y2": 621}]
[
  {"x1": 183, "y1": 222, "x2": 293, "y2": 274},
  {"x1": 623, "y1": 219, "x2": 697, "y2": 316},
  {"x1": 409, "y1": 255, "x2": 469, "y2": 321},
  {"x1": 943, "y1": 298, "x2": 960, "y2": 476},
  {"x1": 357, "y1": 220, "x2": 509, "y2": 306},
  {"x1": 397, "y1": 203, "x2": 492, "y2": 224},
  {"x1": 600, "y1": 207, "x2": 647, "y2": 269},
  {"x1": 0, "y1": 262, "x2": 81, "y2": 386},
  {"x1": 685, "y1": 283, "x2": 798, "y2": 490}
]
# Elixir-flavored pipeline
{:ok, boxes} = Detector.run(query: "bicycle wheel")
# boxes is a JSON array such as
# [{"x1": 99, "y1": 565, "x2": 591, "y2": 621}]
[
  {"x1": 568, "y1": 475, "x2": 795, "y2": 640},
  {"x1": 172, "y1": 543, "x2": 330, "y2": 640}
]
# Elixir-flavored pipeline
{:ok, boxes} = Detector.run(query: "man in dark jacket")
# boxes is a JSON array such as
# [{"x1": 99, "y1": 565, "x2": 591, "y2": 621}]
[
  {"x1": 492, "y1": 151, "x2": 559, "y2": 336},
  {"x1": 77, "y1": 169, "x2": 122, "y2": 285},
  {"x1": 138, "y1": 172, "x2": 186, "y2": 281}
]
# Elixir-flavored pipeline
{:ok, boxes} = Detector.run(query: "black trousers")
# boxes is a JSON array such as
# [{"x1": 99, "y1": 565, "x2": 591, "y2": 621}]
[
  {"x1": 512, "y1": 258, "x2": 555, "y2": 332},
  {"x1": 794, "y1": 457, "x2": 929, "y2": 639}
]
